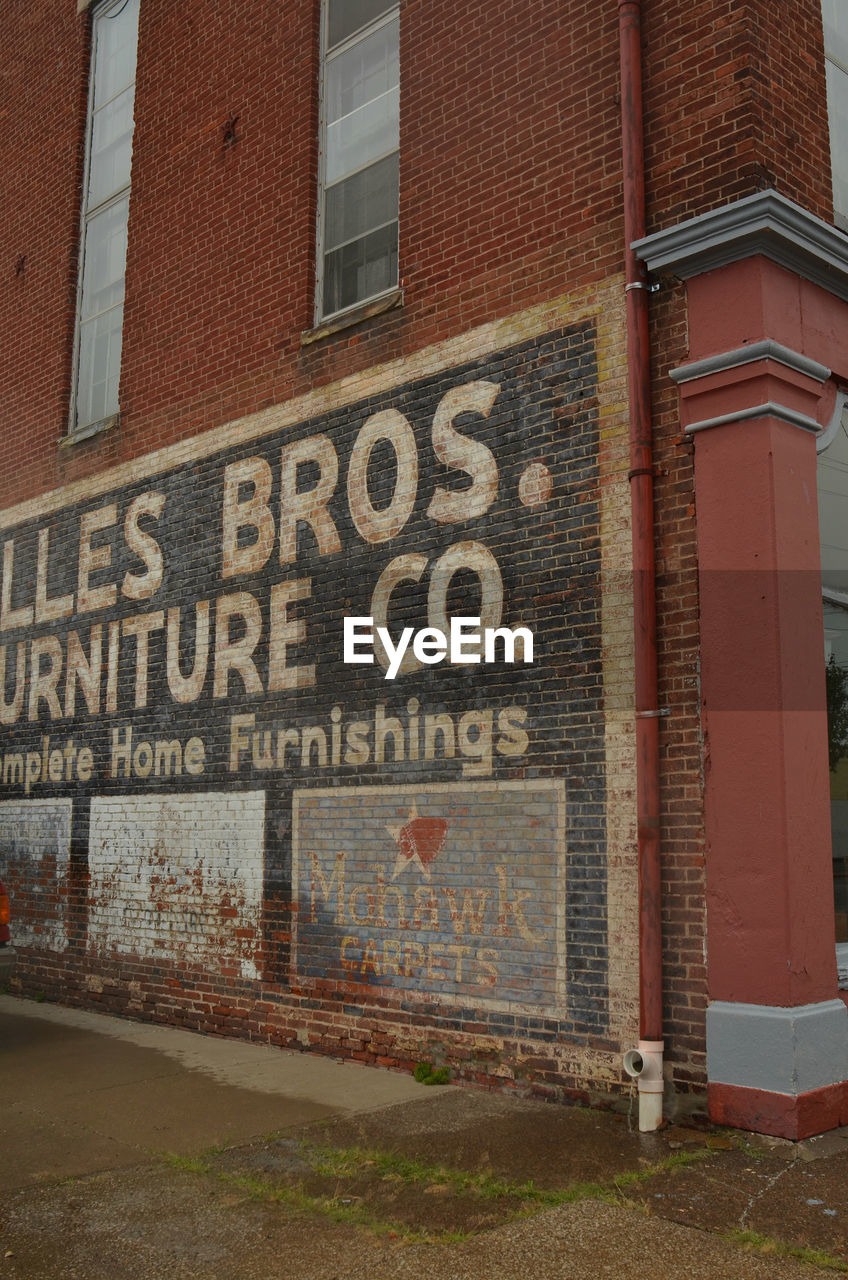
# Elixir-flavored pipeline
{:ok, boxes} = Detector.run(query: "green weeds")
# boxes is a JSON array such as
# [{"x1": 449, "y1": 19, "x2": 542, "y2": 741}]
[
  {"x1": 413, "y1": 1061, "x2": 451, "y2": 1085},
  {"x1": 161, "y1": 1137, "x2": 716, "y2": 1246},
  {"x1": 725, "y1": 1229, "x2": 848, "y2": 1273},
  {"x1": 161, "y1": 1151, "x2": 465, "y2": 1243}
]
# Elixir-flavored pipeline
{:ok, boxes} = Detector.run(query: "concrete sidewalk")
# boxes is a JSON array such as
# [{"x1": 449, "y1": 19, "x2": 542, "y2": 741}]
[
  {"x1": 1, "y1": 994, "x2": 847, "y2": 1278},
  {"x1": 0, "y1": 993, "x2": 424, "y2": 1190}
]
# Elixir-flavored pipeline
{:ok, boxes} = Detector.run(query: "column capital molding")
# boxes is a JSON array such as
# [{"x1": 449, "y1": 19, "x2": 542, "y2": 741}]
[
  {"x1": 681, "y1": 401, "x2": 823, "y2": 436},
  {"x1": 633, "y1": 190, "x2": 848, "y2": 303},
  {"x1": 670, "y1": 340, "x2": 831, "y2": 436},
  {"x1": 670, "y1": 340, "x2": 831, "y2": 388}
]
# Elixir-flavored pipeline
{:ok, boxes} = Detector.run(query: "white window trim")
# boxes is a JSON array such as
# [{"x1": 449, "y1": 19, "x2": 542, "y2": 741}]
[
  {"x1": 822, "y1": 3, "x2": 848, "y2": 231},
  {"x1": 314, "y1": 3, "x2": 399, "y2": 325},
  {"x1": 68, "y1": 0, "x2": 136, "y2": 441},
  {"x1": 825, "y1": 51, "x2": 848, "y2": 232}
]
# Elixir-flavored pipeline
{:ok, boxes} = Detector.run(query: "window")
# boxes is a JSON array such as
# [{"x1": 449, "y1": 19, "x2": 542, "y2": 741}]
[
  {"x1": 823, "y1": 0, "x2": 848, "y2": 227},
  {"x1": 70, "y1": 0, "x2": 139, "y2": 437},
  {"x1": 316, "y1": 0, "x2": 399, "y2": 321},
  {"x1": 817, "y1": 391, "x2": 848, "y2": 983}
]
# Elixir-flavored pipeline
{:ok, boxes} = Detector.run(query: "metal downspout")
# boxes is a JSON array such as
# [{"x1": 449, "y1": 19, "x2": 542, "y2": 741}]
[{"x1": 618, "y1": 0, "x2": 664, "y2": 1131}]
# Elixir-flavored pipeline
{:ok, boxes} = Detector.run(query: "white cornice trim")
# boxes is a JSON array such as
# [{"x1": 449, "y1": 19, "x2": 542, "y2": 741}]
[
  {"x1": 670, "y1": 340, "x2": 831, "y2": 386},
  {"x1": 633, "y1": 190, "x2": 848, "y2": 303},
  {"x1": 685, "y1": 401, "x2": 823, "y2": 435}
]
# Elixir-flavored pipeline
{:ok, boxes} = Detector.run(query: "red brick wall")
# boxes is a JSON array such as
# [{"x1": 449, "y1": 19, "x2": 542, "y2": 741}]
[
  {"x1": 641, "y1": 0, "x2": 831, "y2": 232},
  {"x1": 0, "y1": 0, "x2": 833, "y2": 504},
  {"x1": 0, "y1": 3, "x2": 89, "y2": 500},
  {"x1": 649, "y1": 281, "x2": 707, "y2": 1094},
  {"x1": 3, "y1": 0, "x2": 619, "y2": 504},
  {"x1": 0, "y1": 0, "x2": 837, "y2": 1114}
]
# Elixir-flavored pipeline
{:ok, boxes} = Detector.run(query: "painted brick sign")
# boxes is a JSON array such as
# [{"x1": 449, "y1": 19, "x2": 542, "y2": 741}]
[
  {"x1": 0, "y1": 324, "x2": 601, "y2": 787},
  {"x1": 293, "y1": 781, "x2": 566, "y2": 1010},
  {"x1": 0, "y1": 799, "x2": 71, "y2": 952},
  {"x1": 0, "y1": 316, "x2": 613, "y2": 1053},
  {"x1": 88, "y1": 791, "x2": 265, "y2": 978}
]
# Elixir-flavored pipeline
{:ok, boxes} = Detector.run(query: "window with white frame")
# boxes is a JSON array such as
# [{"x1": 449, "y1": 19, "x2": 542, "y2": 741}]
[
  {"x1": 317, "y1": 0, "x2": 399, "y2": 321},
  {"x1": 823, "y1": 0, "x2": 848, "y2": 227},
  {"x1": 71, "y1": 0, "x2": 139, "y2": 436}
]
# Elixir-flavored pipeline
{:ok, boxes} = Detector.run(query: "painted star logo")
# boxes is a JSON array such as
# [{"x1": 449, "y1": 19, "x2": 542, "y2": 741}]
[{"x1": 386, "y1": 803, "x2": 449, "y2": 880}]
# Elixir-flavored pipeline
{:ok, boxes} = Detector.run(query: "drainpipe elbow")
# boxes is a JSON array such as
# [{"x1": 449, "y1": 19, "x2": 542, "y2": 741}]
[{"x1": 623, "y1": 1039, "x2": 665, "y2": 1132}]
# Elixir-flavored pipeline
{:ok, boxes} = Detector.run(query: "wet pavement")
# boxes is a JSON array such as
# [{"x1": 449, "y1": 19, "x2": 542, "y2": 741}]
[{"x1": 1, "y1": 994, "x2": 847, "y2": 1278}]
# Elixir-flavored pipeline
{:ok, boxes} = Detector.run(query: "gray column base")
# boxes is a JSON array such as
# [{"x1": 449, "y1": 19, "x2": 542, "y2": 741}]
[{"x1": 706, "y1": 999, "x2": 848, "y2": 1095}]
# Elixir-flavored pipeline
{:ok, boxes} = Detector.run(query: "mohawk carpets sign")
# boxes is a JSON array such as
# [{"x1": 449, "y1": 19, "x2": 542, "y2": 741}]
[{"x1": 292, "y1": 781, "x2": 566, "y2": 1009}]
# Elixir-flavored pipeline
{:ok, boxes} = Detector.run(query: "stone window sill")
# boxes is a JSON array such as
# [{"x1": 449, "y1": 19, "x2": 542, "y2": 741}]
[
  {"x1": 300, "y1": 288, "x2": 403, "y2": 347},
  {"x1": 59, "y1": 413, "x2": 118, "y2": 449}
]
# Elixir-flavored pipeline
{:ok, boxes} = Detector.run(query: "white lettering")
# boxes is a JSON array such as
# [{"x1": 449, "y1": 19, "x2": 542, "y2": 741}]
[
  {"x1": 378, "y1": 625, "x2": 415, "y2": 680},
  {"x1": 342, "y1": 617, "x2": 533, "y2": 679},
  {"x1": 450, "y1": 616, "x2": 482, "y2": 664},
  {"x1": 343, "y1": 616, "x2": 376, "y2": 665},
  {"x1": 412, "y1": 627, "x2": 447, "y2": 664}
]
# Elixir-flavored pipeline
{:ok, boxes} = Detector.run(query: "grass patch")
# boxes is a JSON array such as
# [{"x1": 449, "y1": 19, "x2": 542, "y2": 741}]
[
  {"x1": 161, "y1": 1153, "x2": 466, "y2": 1244},
  {"x1": 160, "y1": 1137, "x2": 716, "y2": 1244},
  {"x1": 304, "y1": 1141, "x2": 561, "y2": 1204},
  {"x1": 413, "y1": 1062, "x2": 451, "y2": 1085},
  {"x1": 725, "y1": 1229, "x2": 848, "y2": 1273},
  {"x1": 303, "y1": 1140, "x2": 713, "y2": 1209}
]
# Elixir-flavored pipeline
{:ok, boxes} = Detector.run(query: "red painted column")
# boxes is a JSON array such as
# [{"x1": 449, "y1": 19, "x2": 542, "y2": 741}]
[
  {"x1": 694, "y1": 415, "x2": 834, "y2": 1004},
  {"x1": 673, "y1": 253, "x2": 848, "y2": 1137},
  {"x1": 633, "y1": 194, "x2": 848, "y2": 1137},
  {"x1": 634, "y1": 194, "x2": 848, "y2": 1137}
]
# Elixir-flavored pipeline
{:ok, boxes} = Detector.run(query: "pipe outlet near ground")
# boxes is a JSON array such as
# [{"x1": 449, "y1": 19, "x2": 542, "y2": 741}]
[{"x1": 623, "y1": 1038, "x2": 664, "y2": 1132}]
